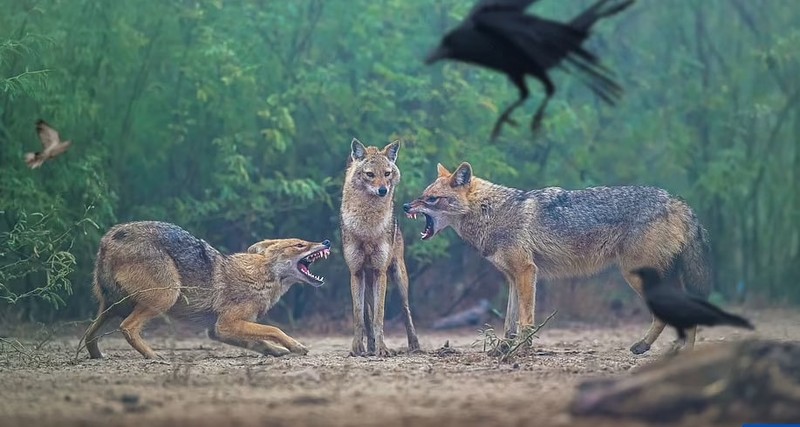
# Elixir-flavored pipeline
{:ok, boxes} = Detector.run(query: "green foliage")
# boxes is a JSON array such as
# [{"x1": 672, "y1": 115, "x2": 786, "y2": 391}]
[
  {"x1": 0, "y1": 208, "x2": 97, "y2": 308},
  {"x1": 0, "y1": 0, "x2": 798, "y2": 321},
  {"x1": 0, "y1": 33, "x2": 50, "y2": 99}
]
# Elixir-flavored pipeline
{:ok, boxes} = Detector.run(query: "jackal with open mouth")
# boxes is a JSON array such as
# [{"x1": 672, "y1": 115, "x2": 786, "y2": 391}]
[
  {"x1": 404, "y1": 162, "x2": 712, "y2": 355},
  {"x1": 83, "y1": 221, "x2": 331, "y2": 359}
]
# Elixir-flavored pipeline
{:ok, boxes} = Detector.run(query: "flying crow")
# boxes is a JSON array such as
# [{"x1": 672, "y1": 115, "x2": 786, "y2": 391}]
[{"x1": 425, "y1": 0, "x2": 635, "y2": 141}]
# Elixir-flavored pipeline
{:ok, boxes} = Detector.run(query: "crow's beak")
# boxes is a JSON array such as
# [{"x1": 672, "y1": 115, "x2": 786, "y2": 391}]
[{"x1": 424, "y1": 45, "x2": 450, "y2": 65}]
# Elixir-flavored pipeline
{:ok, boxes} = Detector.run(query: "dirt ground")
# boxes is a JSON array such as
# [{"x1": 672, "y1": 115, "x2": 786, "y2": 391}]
[{"x1": 0, "y1": 309, "x2": 796, "y2": 427}]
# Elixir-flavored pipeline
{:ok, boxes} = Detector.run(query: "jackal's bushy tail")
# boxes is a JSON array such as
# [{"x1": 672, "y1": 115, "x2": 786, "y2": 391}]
[{"x1": 674, "y1": 219, "x2": 712, "y2": 299}]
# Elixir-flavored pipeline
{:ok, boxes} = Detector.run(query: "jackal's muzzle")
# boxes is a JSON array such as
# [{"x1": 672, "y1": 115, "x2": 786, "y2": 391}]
[
  {"x1": 297, "y1": 240, "x2": 331, "y2": 286},
  {"x1": 403, "y1": 201, "x2": 437, "y2": 240}
]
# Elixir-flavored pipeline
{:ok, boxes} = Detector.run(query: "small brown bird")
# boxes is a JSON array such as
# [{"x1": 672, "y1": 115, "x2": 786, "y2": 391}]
[{"x1": 25, "y1": 119, "x2": 72, "y2": 169}]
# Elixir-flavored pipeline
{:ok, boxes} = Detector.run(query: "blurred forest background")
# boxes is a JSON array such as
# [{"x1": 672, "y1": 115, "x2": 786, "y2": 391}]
[{"x1": 1, "y1": 0, "x2": 798, "y2": 328}]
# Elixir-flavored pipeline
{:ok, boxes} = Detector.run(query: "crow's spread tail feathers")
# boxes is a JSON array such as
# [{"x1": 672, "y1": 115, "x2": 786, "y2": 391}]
[
  {"x1": 570, "y1": 0, "x2": 636, "y2": 32},
  {"x1": 564, "y1": 0, "x2": 635, "y2": 104},
  {"x1": 703, "y1": 301, "x2": 755, "y2": 330}
]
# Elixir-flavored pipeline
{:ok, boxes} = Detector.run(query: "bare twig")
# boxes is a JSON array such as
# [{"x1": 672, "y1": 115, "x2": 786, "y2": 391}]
[
  {"x1": 473, "y1": 309, "x2": 559, "y2": 362},
  {"x1": 501, "y1": 310, "x2": 558, "y2": 362}
]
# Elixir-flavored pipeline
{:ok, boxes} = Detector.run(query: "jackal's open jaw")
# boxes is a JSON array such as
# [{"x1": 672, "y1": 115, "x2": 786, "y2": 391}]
[
  {"x1": 406, "y1": 212, "x2": 436, "y2": 240},
  {"x1": 297, "y1": 245, "x2": 331, "y2": 287},
  {"x1": 404, "y1": 199, "x2": 441, "y2": 240}
]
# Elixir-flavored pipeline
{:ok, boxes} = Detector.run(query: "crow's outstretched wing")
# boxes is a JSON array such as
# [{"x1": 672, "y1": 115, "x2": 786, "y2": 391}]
[
  {"x1": 474, "y1": 11, "x2": 622, "y2": 103},
  {"x1": 466, "y1": 0, "x2": 542, "y2": 20},
  {"x1": 473, "y1": 12, "x2": 580, "y2": 68}
]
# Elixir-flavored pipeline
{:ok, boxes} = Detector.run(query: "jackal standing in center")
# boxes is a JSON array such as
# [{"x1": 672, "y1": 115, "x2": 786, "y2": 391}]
[{"x1": 341, "y1": 138, "x2": 420, "y2": 356}]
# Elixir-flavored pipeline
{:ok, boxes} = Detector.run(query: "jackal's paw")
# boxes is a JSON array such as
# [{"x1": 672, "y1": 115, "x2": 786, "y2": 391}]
[
  {"x1": 288, "y1": 342, "x2": 309, "y2": 356},
  {"x1": 350, "y1": 339, "x2": 366, "y2": 357},
  {"x1": 257, "y1": 340, "x2": 291, "y2": 357},
  {"x1": 629, "y1": 340, "x2": 651, "y2": 355},
  {"x1": 141, "y1": 351, "x2": 163, "y2": 360},
  {"x1": 371, "y1": 345, "x2": 396, "y2": 358}
]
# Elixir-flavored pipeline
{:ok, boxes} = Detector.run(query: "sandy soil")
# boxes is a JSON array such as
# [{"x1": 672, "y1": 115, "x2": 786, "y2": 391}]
[{"x1": 0, "y1": 309, "x2": 796, "y2": 427}]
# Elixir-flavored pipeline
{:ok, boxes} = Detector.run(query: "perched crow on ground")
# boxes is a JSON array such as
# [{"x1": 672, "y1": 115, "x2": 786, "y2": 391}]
[
  {"x1": 425, "y1": 0, "x2": 635, "y2": 141},
  {"x1": 632, "y1": 267, "x2": 755, "y2": 344}
]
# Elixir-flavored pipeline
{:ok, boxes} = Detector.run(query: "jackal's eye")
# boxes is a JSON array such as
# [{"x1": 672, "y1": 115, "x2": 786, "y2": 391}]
[
  {"x1": 426, "y1": 196, "x2": 439, "y2": 204},
  {"x1": 384, "y1": 171, "x2": 391, "y2": 177},
  {"x1": 295, "y1": 243, "x2": 304, "y2": 248},
  {"x1": 365, "y1": 172, "x2": 375, "y2": 178}
]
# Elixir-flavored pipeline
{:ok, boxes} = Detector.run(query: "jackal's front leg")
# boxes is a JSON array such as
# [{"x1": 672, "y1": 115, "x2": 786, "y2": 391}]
[
  {"x1": 215, "y1": 318, "x2": 308, "y2": 355},
  {"x1": 363, "y1": 282, "x2": 376, "y2": 353},
  {"x1": 208, "y1": 328, "x2": 291, "y2": 357},
  {"x1": 350, "y1": 272, "x2": 367, "y2": 356},
  {"x1": 512, "y1": 263, "x2": 537, "y2": 341},
  {"x1": 503, "y1": 279, "x2": 520, "y2": 339},
  {"x1": 370, "y1": 271, "x2": 393, "y2": 357}
]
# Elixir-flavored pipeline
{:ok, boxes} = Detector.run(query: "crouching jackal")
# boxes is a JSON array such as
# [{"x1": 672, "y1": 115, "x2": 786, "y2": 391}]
[
  {"x1": 83, "y1": 221, "x2": 331, "y2": 359},
  {"x1": 341, "y1": 139, "x2": 420, "y2": 356},
  {"x1": 403, "y1": 163, "x2": 712, "y2": 355}
]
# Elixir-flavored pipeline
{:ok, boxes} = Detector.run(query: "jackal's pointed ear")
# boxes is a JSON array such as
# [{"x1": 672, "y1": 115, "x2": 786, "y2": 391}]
[
  {"x1": 351, "y1": 138, "x2": 367, "y2": 161},
  {"x1": 437, "y1": 163, "x2": 451, "y2": 177},
  {"x1": 247, "y1": 239, "x2": 281, "y2": 255},
  {"x1": 451, "y1": 162, "x2": 472, "y2": 187},
  {"x1": 383, "y1": 140, "x2": 400, "y2": 163}
]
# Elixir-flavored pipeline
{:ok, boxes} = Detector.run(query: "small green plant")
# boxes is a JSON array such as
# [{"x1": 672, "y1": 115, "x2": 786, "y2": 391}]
[{"x1": 473, "y1": 309, "x2": 558, "y2": 362}]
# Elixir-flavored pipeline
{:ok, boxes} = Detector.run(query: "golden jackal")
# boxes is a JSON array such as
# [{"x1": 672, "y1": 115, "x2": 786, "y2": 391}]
[
  {"x1": 83, "y1": 221, "x2": 331, "y2": 359},
  {"x1": 404, "y1": 162, "x2": 712, "y2": 354},
  {"x1": 340, "y1": 138, "x2": 420, "y2": 356}
]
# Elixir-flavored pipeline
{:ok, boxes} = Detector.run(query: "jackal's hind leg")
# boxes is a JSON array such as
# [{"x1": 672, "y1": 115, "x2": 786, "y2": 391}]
[
  {"x1": 622, "y1": 269, "x2": 667, "y2": 355},
  {"x1": 681, "y1": 326, "x2": 697, "y2": 350},
  {"x1": 120, "y1": 304, "x2": 161, "y2": 359},
  {"x1": 84, "y1": 300, "x2": 112, "y2": 359},
  {"x1": 390, "y1": 261, "x2": 420, "y2": 352}
]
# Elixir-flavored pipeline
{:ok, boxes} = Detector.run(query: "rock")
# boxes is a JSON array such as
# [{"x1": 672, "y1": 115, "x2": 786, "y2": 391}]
[{"x1": 570, "y1": 339, "x2": 800, "y2": 424}]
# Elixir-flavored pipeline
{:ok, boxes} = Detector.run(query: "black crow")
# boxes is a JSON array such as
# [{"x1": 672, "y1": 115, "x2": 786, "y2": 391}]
[
  {"x1": 425, "y1": 0, "x2": 635, "y2": 141},
  {"x1": 632, "y1": 267, "x2": 755, "y2": 345}
]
